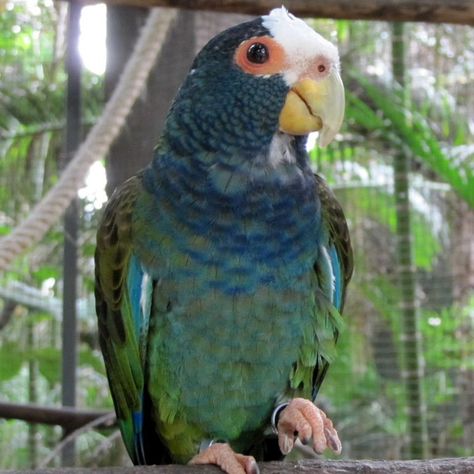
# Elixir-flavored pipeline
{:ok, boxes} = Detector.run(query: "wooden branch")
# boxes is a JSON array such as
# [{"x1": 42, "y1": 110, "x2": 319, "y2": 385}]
[
  {"x1": 0, "y1": 401, "x2": 114, "y2": 431},
  {"x1": 0, "y1": 280, "x2": 61, "y2": 317},
  {"x1": 77, "y1": 0, "x2": 474, "y2": 25},
  {"x1": 8, "y1": 457, "x2": 474, "y2": 473}
]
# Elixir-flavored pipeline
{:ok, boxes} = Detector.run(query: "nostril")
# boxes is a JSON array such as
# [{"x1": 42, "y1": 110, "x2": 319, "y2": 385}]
[{"x1": 310, "y1": 56, "x2": 330, "y2": 77}]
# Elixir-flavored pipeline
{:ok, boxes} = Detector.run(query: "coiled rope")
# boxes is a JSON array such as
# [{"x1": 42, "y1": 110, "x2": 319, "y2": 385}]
[{"x1": 0, "y1": 7, "x2": 178, "y2": 272}]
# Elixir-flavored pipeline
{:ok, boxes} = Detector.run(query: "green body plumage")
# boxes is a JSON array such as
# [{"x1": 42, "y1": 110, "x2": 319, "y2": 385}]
[{"x1": 95, "y1": 10, "x2": 352, "y2": 466}]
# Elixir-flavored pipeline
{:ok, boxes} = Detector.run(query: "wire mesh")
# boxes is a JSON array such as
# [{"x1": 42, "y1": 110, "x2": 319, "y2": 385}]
[{"x1": 0, "y1": 2, "x2": 473, "y2": 468}]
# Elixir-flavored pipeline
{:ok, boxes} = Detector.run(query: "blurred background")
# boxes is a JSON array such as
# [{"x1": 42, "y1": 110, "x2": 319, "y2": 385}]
[{"x1": 0, "y1": 0, "x2": 473, "y2": 469}]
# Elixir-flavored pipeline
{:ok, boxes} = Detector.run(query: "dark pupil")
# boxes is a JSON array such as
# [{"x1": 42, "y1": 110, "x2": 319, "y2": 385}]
[{"x1": 247, "y1": 43, "x2": 268, "y2": 64}]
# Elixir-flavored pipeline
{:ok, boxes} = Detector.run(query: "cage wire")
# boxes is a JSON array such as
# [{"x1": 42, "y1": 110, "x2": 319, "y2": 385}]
[
  {"x1": 313, "y1": 134, "x2": 474, "y2": 460},
  {"x1": 0, "y1": 1, "x2": 473, "y2": 469}
]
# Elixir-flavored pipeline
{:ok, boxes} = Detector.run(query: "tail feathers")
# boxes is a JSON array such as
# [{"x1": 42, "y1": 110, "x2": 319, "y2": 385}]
[
  {"x1": 118, "y1": 403, "x2": 147, "y2": 464},
  {"x1": 133, "y1": 411, "x2": 147, "y2": 464},
  {"x1": 120, "y1": 387, "x2": 173, "y2": 465}
]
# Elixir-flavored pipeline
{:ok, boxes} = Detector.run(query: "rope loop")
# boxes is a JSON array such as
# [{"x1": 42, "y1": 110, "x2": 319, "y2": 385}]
[{"x1": 0, "y1": 8, "x2": 178, "y2": 272}]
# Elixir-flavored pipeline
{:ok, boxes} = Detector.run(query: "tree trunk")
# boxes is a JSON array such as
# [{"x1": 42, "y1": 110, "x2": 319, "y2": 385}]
[{"x1": 105, "y1": 6, "x2": 196, "y2": 194}]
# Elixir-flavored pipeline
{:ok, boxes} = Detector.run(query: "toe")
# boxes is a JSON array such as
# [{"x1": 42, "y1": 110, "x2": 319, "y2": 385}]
[
  {"x1": 321, "y1": 413, "x2": 342, "y2": 454},
  {"x1": 277, "y1": 398, "x2": 342, "y2": 456},
  {"x1": 190, "y1": 443, "x2": 258, "y2": 474},
  {"x1": 236, "y1": 453, "x2": 260, "y2": 474},
  {"x1": 277, "y1": 431, "x2": 295, "y2": 455},
  {"x1": 278, "y1": 406, "x2": 310, "y2": 447},
  {"x1": 298, "y1": 400, "x2": 326, "y2": 453}
]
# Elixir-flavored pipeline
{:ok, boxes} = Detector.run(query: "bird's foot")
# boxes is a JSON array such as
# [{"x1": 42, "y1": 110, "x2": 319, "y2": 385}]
[
  {"x1": 190, "y1": 442, "x2": 259, "y2": 474},
  {"x1": 277, "y1": 397, "x2": 342, "y2": 456}
]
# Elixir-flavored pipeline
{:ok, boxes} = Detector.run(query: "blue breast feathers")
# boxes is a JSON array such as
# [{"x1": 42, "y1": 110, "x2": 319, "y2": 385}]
[{"x1": 140, "y1": 141, "x2": 322, "y2": 296}]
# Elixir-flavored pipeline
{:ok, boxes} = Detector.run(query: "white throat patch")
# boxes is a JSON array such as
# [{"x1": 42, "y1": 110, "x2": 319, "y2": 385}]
[{"x1": 267, "y1": 133, "x2": 296, "y2": 167}]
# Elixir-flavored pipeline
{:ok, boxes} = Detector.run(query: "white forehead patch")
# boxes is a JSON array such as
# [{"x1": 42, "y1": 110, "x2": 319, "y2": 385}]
[{"x1": 262, "y1": 7, "x2": 340, "y2": 85}]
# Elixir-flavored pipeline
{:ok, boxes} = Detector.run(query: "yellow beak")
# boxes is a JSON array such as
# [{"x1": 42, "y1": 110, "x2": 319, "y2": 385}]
[{"x1": 278, "y1": 71, "x2": 345, "y2": 147}]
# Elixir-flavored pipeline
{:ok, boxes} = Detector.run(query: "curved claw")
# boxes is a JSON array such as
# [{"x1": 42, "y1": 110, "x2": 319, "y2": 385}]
[
  {"x1": 277, "y1": 398, "x2": 342, "y2": 456},
  {"x1": 190, "y1": 442, "x2": 259, "y2": 474}
]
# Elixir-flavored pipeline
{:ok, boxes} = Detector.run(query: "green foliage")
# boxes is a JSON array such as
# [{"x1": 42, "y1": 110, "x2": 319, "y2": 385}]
[
  {"x1": 422, "y1": 299, "x2": 474, "y2": 371},
  {"x1": 79, "y1": 347, "x2": 106, "y2": 376},
  {"x1": 31, "y1": 266, "x2": 60, "y2": 284},
  {"x1": 351, "y1": 187, "x2": 440, "y2": 269},
  {"x1": 351, "y1": 74, "x2": 474, "y2": 208},
  {"x1": 33, "y1": 347, "x2": 61, "y2": 385},
  {"x1": 0, "y1": 343, "x2": 106, "y2": 387},
  {"x1": 0, "y1": 342, "x2": 24, "y2": 382}
]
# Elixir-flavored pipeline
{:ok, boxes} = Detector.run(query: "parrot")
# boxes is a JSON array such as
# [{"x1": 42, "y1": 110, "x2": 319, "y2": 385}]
[{"x1": 95, "y1": 7, "x2": 353, "y2": 474}]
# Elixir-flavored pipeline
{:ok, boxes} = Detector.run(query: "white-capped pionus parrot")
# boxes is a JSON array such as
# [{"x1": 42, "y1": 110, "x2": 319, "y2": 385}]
[{"x1": 95, "y1": 7, "x2": 353, "y2": 474}]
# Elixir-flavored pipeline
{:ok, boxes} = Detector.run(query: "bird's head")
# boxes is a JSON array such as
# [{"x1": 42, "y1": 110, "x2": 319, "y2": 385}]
[{"x1": 163, "y1": 7, "x2": 344, "y2": 156}]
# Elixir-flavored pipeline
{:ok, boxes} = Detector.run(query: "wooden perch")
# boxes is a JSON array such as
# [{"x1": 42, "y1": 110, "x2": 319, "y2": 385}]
[
  {"x1": 77, "y1": 0, "x2": 474, "y2": 25},
  {"x1": 0, "y1": 401, "x2": 114, "y2": 431},
  {"x1": 9, "y1": 457, "x2": 474, "y2": 473}
]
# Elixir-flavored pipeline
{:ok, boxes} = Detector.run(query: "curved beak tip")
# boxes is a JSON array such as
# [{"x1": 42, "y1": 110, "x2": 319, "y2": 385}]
[
  {"x1": 316, "y1": 71, "x2": 345, "y2": 147},
  {"x1": 318, "y1": 128, "x2": 338, "y2": 148}
]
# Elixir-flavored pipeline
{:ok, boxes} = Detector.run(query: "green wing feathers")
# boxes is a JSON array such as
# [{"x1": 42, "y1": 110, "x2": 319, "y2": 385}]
[
  {"x1": 94, "y1": 176, "x2": 145, "y2": 458},
  {"x1": 292, "y1": 175, "x2": 353, "y2": 400}
]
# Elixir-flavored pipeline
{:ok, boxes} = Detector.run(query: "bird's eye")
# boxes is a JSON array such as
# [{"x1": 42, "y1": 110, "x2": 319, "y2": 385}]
[
  {"x1": 247, "y1": 43, "x2": 269, "y2": 64},
  {"x1": 235, "y1": 36, "x2": 284, "y2": 75}
]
